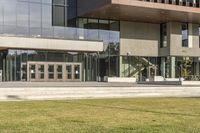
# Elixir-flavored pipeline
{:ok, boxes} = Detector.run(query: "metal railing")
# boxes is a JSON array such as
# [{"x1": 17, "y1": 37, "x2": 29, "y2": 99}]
[{"x1": 0, "y1": 25, "x2": 120, "y2": 43}]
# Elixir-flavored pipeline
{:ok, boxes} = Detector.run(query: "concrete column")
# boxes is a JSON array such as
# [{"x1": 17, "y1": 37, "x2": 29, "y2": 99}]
[
  {"x1": 170, "y1": 57, "x2": 176, "y2": 78},
  {"x1": 161, "y1": 57, "x2": 166, "y2": 77},
  {"x1": 195, "y1": 57, "x2": 200, "y2": 76},
  {"x1": 119, "y1": 56, "x2": 123, "y2": 77},
  {"x1": 196, "y1": 62, "x2": 199, "y2": 76}
]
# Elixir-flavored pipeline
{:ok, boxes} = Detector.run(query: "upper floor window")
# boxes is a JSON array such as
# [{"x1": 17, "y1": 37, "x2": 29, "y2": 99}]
[
  {"x1": 199, "y1": 26, "x2": 200, "y2": 48},
  {"x1": 52, "y1": 0, "x2": 77, "y2": 27},
  {"x1": 182, "y1": 23, "x2": 188, "y2": 47},
  {"x1": 160, "y1": 23, "x2": 167, "y2": 48},
  {"x1": 52, "y1": 0, "x2": 67, "y2": 27}
]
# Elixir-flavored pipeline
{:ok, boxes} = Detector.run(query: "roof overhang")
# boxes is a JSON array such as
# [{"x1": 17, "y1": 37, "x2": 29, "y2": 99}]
[{"x1": 78, "y1": 0, "x2": 200, "y2": 23}]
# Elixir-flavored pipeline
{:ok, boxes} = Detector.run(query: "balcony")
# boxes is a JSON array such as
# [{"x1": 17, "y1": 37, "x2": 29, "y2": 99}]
[{"x1": 0, "y1": 25, "x2": 119, "y2": 43}]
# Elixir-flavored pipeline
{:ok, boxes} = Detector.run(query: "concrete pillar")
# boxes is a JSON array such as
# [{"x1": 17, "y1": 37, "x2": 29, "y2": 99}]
[
  {"x1": 161, "y1": 57, "x2": 166, "y2": 77},
  {"x1": 196, "y1": 62, "x2": 199, "y2": 76},
  {"x1": 119, "y1": 56, "x2": 123, "y2": 77},
  {"x1": 170, "y1": 57, "x2": 176, "y2": 78}
]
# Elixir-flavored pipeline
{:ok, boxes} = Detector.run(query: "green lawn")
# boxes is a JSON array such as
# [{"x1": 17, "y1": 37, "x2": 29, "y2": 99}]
[{"x1": 0, "y1": 98, "x2": 200, "y2": 133}]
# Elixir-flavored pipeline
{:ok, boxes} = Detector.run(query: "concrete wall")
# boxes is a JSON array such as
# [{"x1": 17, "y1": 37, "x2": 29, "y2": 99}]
[
  {"x1": 120, "y1": 21, "x2": 200, "y2": 57},
  {"x1": 169, "y1": 22, "x2": 200, "y2": 57},
  {"x1": 0, "y1": 36, "x2": 103, "y2": 52},
  {"x1": 120, "y1": 21, "x2": 160, "y2": 57}
]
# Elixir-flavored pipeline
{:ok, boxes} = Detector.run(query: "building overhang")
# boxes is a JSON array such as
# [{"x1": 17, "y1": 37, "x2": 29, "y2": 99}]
[
  {"x1": 78, "y1": 0, "x2": 200, "y2": 23},
  {"x1": 0, "y1": 36, "x2": 103, "y2": 52}
]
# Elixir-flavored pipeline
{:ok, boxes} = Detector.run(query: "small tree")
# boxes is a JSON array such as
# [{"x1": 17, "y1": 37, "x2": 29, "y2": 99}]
[{"x1": 181, "y1": 57, "x2": 192, "y2": 79}]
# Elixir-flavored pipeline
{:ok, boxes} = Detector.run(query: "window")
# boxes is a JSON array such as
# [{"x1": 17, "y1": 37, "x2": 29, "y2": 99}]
[
  {"x1": 52, "y1": 0, "x2": 77, "y2": 27},
  {"x1": 160, "y1": 23, "x2": 167, "y2": 48},
  {"x1": 52, "y1": 0, "x2": 67, "y2": 26},
  {"x1": 182, "y1": 23, "x2": 188, "y2": 47},
  {"x1": 52, "y1": 6, "x2": 65, "y2": 26},
  {"x1": 199, "y1": 26, "x2": 200, "y2": 48},
  {"x1": 53, "y1": 0, "x2": 65, "y2": 5}
]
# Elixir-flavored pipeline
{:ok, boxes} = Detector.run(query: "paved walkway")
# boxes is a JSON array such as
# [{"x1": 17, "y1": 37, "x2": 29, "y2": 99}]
[
  {"x1": 0, "y1": 82, "x2": 180, "y2": 88},
  {"x1": 0, "y1": 82, "x2": 200, "y2": 101}
]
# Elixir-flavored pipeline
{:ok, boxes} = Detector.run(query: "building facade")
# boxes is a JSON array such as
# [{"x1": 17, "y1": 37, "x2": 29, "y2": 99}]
[{"x1": 0, "y1": 0, "x2": 200, "y2": 82}]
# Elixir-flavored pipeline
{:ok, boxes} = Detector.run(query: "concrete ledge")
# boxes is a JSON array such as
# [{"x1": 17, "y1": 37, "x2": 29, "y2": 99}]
[
  {"x1": 181, "y1": 81, "x2": 200, "y2": 85},
  {"x1": 0, "y1": 36, "x2": 103, "y2": 52},
  {"x1": 107, "y1": 77, "x2": 136, "y2": 83},
  {"x1": 138, "y1": 81, "x2": 181, "y2": 85}
]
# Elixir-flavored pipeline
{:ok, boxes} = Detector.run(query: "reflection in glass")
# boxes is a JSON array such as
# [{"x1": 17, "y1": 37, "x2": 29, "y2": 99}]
[
  {"x1": 74, "y1": 65, "x2": 80, "y2": 79},
  {"x1": 30, "y1": 64, "x2": 36, "y2": 79}
]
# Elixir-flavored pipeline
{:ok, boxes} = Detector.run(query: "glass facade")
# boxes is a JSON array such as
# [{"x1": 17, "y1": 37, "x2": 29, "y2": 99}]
[
  {"x1": 76, "y1": 18, "x2": 120, "y2": 79},
  {"x1": 120, "y1": 56, "x2": 200, "y2": 81},
  {"x1": 0, "y1": 0, "x2": 120, "y2": 82},
  {"x1": 1, "y1": 49, "x2": 100, "y2": 82},
  {"x1": 0, "y1": 0, "x2": 112, "y2": 41}
]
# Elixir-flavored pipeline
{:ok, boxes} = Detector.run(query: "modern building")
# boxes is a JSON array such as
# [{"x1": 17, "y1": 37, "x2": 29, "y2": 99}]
[{"x1": 0, "y1": 0, "x2": 200, "y2": 82}]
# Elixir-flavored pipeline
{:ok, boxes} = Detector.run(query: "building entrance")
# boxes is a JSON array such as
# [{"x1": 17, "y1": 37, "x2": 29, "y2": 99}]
[{"x1": 24, "y1": 62, "x2": 82, "y2": 82}]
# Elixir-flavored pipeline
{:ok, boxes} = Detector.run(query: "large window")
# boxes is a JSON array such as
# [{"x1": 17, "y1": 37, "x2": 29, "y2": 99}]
[
  {"x1": 199, "y1": 26, "x2": 200, "y2": 48},
  {"x1": 52, "y1": 0, "x2": 67, "y2": 27},
  {"x1": 160, "y1": 23, "x2": 167, "y2": 48},
  {"x1": 182, "y1": 23, "x2": 188, "y2": 47},
  {"x1": 52, "y1": 0, "x2": 77, "y2": 27}
]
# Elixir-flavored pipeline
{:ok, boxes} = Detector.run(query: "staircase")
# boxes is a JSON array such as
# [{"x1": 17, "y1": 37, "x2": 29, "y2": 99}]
[{"x1": 124, "y1": 57, "x2": 157, "y2": 78}]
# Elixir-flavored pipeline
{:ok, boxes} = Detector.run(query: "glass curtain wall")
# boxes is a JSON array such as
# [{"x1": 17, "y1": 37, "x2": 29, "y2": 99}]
[
  {"x1": 77, "y1": 18, "x2": 120, "y2": 81},
  {"x1": 1, "y1": 49, "x2": 99, "y2": 82},
  {"x1": 120, "y1": 56, "x2": 161, "y2": 81},
  {"x1": 0, "y1": 0, "x2": 94, "y2": 41}
]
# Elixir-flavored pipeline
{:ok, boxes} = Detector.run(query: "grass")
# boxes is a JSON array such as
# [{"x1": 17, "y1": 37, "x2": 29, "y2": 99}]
[{"x1": 0, "y1": 98, "x2": 200, "y2": 133}]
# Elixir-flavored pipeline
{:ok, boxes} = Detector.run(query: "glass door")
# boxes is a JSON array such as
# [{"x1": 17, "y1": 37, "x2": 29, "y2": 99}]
[
  {"x1": 74, "y1": 64, "x2": 81, "y2": 81},
  {"x1": 56, "y1": 64, "x2": 63, "y2": 80},
  {"x1": 29, "y1": 64, "x2": 36, "y2": 81},
  {"x1": 48, "y1": 64, "x2": 54, "y2": 80},
  {"x1": 38, "y1": 64, "x2": 45, "y2": 80},
  {"x1": 66, "y1": 64, "x2": 72, "y2": 80}
]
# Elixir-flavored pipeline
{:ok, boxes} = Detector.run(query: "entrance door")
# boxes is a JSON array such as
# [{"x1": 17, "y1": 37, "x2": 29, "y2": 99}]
[
  {"x1": 66, "y1": 64, "x2": 72, "y2": 81},
  {"x1": 74, "y1": 64, "x2": 81, "y2": 81},
  {"x1": 27, "y1": 62, "x2": 82, "y2": 82},
  {"x1": 48, "y1": 64, "x2": 55, "y2": 81},
  {"x1": 56, "y1": 64, "x2": 63, "y2": 81},
  {"x1": 29, "y1": 64, "x2": 36, "y2": 81},
  {"x1": 38, "y1": 64, "x2": 45, "y2": 80}
]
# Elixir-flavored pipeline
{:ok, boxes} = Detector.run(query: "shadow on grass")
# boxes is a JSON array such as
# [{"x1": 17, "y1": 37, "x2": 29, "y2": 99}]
[{"x1": 60, "y1": 101, "x2": 200, "y2": 117}]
